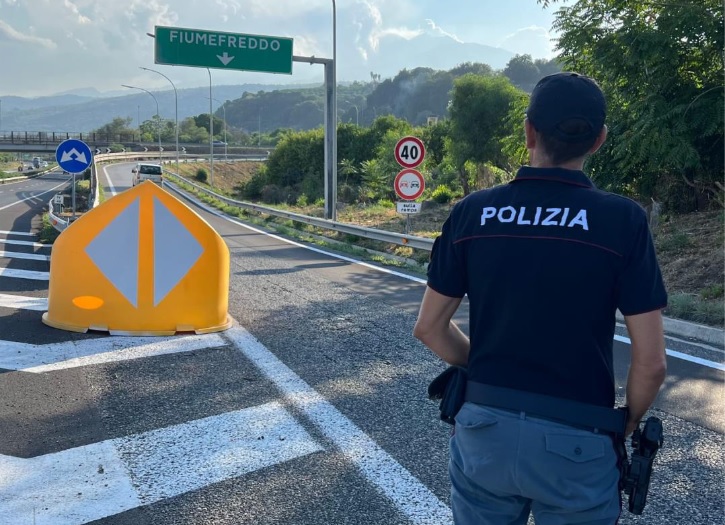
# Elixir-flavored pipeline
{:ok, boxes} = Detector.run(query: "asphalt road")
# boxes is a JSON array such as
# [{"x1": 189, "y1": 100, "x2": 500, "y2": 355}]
[{"x1": 0, "y1": 166, "x2": 722, "y2": 525}]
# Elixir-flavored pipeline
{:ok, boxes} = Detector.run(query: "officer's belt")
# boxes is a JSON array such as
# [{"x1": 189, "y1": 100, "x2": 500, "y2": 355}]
[{"x1": 465, "y1": 381, "x2": 626, "y2": 435}]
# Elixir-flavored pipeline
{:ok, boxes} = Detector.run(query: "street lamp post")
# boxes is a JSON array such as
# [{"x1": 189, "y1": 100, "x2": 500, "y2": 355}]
[
  {"x1": 122, "y1": 84, "x2": 162, "y2": 164},
  {"x1": 331, "y1": 0, "x2": 338, "y2": 220},
  {"x1": 209, "y1": 97, "x2": 227, "y2": 161},
  {"x1": 207, "y1": 68, "x2": 214, "y2": 186},
  {"x1": 140, "y1": 66, "x2": 179, "y2": 174}
]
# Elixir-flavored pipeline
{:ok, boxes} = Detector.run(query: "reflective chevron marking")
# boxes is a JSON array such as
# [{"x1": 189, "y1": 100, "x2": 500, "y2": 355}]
[
  {"x1": 0, "y1": 402, "x2": 322, "y2": 525},
  {"x1": 0, "y1": 333, "x2": 226, "y2": 372}
]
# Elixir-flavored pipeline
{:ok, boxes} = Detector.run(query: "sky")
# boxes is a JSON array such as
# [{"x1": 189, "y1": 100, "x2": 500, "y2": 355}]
[{"x1": 0, "y1": 0, "x2": 566, "y2": 98}]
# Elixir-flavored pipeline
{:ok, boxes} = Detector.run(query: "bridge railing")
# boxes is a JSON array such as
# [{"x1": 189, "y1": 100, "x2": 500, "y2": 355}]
[{"x1": 0, "y1": 131, "x2": 142, "y2": 145}]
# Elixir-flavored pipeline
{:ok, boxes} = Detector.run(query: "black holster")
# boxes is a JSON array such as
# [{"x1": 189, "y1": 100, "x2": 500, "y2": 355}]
[{"x1": 427, "y1": 366, "x2": 467, "y2": 425}]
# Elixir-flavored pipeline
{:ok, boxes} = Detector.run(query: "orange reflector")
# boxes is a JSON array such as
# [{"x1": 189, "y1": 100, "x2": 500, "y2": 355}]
[{"x1": 72, "y1": 296, "x2": 105, "y2": 310}]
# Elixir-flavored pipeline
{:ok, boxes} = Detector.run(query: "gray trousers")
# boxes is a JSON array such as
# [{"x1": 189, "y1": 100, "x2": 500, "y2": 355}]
[{"x1": 450, "y1": 402, "x2": 621, "y2": 525}]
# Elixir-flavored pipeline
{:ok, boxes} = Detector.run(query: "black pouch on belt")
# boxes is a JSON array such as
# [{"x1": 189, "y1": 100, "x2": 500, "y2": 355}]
[{"x1": 427, "y1": 366, "x2": 467, "y2": 425}]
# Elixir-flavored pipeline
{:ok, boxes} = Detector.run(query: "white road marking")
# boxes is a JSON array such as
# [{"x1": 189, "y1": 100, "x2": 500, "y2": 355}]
[
  {"x1": 225, "y1": 325, "x2": 454, "y2": 525},
  {"x1": 0, "y1": 180, "x2": 67, "y2": 210},
  {"x1": 0, "y1": 267, "x2": 49, "y2": 280},
  {"x1": 0, "y1": 333, "x2": 227, "y2": 372},
  {"x1": 0, "y1": 237, "x2": 49, "y2": 248},
  {"x1": 170, "y1": 184, "x2": 721, "y2": 372},
  {"x1": 165, "y1": 182, "x2": 428, "y2": 284},
  {"x1": 614, "y1": 334, "x2": 724, "y2": 371},
  {"x1": 0, "y1": 293, "x2": 46, "y2": 310},
  {"x1": 0, "y1": 401, "x2": 322, "y2": 525},
  {"x1": 0, "y1": 249, "x2": 50, "y2": 261},
  {"x1": 103, "y1": 164, "x2": 118, "y2": 196},
  {"x1": 0, "y1": 229, "x2": 36, "y2": 237}
]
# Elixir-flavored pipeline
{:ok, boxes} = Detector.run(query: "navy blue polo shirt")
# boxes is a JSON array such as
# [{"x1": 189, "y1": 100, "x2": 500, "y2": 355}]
[{"x1": 427, "y1": 166, "x2": 667, "y2": 408}]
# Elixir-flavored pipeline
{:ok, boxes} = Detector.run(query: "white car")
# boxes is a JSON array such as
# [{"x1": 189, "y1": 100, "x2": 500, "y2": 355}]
[{"x1": 132, "y1": 163, "x2": 163, "y2": 186}]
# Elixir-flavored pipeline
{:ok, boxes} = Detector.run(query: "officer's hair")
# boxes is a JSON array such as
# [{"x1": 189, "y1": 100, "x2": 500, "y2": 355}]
[{"x1": 538, "y1": 118, "x2": 599, "y2": 165}]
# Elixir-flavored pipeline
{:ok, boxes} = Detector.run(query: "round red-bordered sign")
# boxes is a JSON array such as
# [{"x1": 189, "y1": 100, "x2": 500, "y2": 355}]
[
  {"x1": 394, "y1": 136, "x2": 426, "y2": 169},
  {"x1": 394, "y1": 169, "x2": 425, "y2": 200}
]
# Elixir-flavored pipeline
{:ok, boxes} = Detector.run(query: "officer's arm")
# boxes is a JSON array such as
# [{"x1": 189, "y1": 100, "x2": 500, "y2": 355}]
[
  {"x1": 413, "y1": 286, "x2": 469, "y2": 366},
  {"x1": 624, "y1": 309, "x2": 667, "y2": 435}
]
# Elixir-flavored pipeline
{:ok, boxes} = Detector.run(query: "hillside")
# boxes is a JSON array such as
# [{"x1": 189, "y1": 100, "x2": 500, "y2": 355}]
[{"x1": 175, "y1": 161, "x2": 724, "y2": 328}]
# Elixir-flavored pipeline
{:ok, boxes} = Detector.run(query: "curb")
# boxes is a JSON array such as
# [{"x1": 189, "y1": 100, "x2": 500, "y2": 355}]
[{"x1": 616, "y1": 311, "x2": 723, "y2": 347}]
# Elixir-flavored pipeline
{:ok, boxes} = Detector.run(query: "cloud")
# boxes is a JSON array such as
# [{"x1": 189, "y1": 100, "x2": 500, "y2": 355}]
[
  {"x1": 64, "y1": 0, "x2": 92, "y2": 25},
  {"x1": 0, "y1": 19, "x2": 57, "y2": 48},
  {"x1": 424, "y1": 19, "x2": 462, "y2": 43},
  {"x1": 498, "y1": 25, "x2": 555, "y2": 59}
]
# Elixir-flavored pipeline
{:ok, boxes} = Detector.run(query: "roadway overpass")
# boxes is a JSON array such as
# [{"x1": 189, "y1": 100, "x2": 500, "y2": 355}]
[{"x1": 0, "y1": 131, "x2": 269, "y2": 156}]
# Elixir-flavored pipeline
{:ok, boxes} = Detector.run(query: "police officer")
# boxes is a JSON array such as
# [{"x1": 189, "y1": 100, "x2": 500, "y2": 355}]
[{"x1": 414, "y1": 72, "x2": 667, "y2": 524}]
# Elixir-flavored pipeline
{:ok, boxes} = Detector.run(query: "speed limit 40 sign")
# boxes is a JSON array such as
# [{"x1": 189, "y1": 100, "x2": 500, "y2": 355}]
[{"x1": 394, "y1": 136, "x2": 426, "y2": 169}]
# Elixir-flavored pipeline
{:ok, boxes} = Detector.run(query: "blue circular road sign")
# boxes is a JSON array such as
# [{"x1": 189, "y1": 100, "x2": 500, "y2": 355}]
[{"x1": 56, "y1": 139, "x2": 93, "y2": 174}]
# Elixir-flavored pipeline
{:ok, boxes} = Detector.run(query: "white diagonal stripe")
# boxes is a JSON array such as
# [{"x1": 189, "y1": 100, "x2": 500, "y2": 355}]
[
  {"x1": 0, "y1": 268, "x2": 49, "y2": 280},
  {"x1": 224, "y1": 326, "x2": 454, "y2": 525},
  {"x1": 0, "y1": 402, "x2": 322, "y2": 525},
  {"x1": 0, "y1": 293, "x2": 46, "y2": 310},
  {"x1": 0, "y1": 333, "x2": 227, "y2": 372},
  {"x1": 0, "y1": 249, "x2": 50, "y2": 261}
]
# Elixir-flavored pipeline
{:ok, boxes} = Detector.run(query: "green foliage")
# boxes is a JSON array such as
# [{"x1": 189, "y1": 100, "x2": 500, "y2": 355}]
[
  {"x1": 92, "y1": 117, "x2": 135, "y2": 138},
  {"x1": 666, "y1": 293, "x2": 724, "y2": 327},
  {"x1": 108, "y1": 143, "x2": 125, "y2": 153},
  {"x1": 447, "y1": 74, "x2": 526, "y2": 193},
  {"x1": 541, "y1": 0, "x2": 724, "y2": 211},
  {"x1": 195, "y1": 168, "x2": 208, "y2": 183},
  {"x1": 431, "y1": 184, "x2": 454, "y2": 204},
  {"x1": 296, "y1": 194, "x2": 309, "y2": 207},
  {"x1": 655, "y1": 230, "x2": 691, "y2": 253},
  {"x1": 503, "y1": 55, "x2": 562, "y2": 93},
  {"x1": 701, "y1": 284, "x2": 724, "y2": 300}
]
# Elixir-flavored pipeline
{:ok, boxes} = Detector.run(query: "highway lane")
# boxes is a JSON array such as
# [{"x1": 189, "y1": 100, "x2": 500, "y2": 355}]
[{"x1": 0, "y1": 163, "x2": 721, "y2": 524}]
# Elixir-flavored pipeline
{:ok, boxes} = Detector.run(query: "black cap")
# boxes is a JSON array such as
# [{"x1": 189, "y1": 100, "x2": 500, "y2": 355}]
[{"x1": 526, "y1": 72, "x2": 606, "y2": 143}]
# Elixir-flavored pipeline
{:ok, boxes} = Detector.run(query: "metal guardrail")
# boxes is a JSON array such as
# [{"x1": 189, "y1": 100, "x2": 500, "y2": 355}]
[
  {"x1": 52, "y1": 153, "x2": 436, "y2": 252},
  {"x1": 163, "y1": 170, "x2": 436, "y2": 252}
]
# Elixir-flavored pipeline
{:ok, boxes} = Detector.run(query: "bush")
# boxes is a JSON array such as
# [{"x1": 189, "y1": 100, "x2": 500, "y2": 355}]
[
  {"x1": 296, "y1": 194, "x2": 309, "y2": 207},
  {"x1": 261, "y1": 184, "x2": 285, "y2": 204},
  {"x1": 195, "y1": 168, "x2": 208, "y2": 183},
  {"x1": 431, "y1": 184, "x2": 454, "y2": 204}
]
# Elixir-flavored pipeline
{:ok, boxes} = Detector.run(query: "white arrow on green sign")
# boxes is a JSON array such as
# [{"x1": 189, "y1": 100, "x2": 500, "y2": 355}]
[{"x1": 154, "y1": 25, "x2": 293, "y2": 74}]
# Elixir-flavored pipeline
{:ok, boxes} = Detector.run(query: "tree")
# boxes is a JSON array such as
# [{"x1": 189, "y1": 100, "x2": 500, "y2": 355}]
[
  {"x1": 193, "y1": 114, "x2": 225, "y2": 135},
  {"x1": 92, "y1": 117, "x2": 135, "y2": 139},
  {"x1": 447, "y1": 74, "x2": 525, "y2": 194},
  {"x1": 503, "y1": 54, "x2": 541, "y2": 93},
  {"x1": 540, "y1": 0, "x2": 724, "y2": 210}
]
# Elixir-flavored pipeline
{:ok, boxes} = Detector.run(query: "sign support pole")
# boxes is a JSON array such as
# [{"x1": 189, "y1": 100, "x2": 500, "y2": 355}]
[
  {"x1": 294, "y1": 55, "x2": 336, "y2": 221},
  {"x1": 72, "y1": 173, "x2": 76, "y2": 220}
]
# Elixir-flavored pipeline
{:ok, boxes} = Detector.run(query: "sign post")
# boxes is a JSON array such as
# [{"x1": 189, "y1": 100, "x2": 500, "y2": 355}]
[
  {"x1": 56, "y1": 139, "x2": 93, "y2": 223},
  {"x1": 394, "y1": 136, "x2": 426, "y2": 234},
  {"x1": 154, "y1": 26, "x2": 293, "y2": 74}
]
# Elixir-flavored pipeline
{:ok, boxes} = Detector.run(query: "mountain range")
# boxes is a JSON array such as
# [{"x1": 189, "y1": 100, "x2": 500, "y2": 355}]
[{"x1": 1, "y1": 32, "x2": 517, "y2": 132}]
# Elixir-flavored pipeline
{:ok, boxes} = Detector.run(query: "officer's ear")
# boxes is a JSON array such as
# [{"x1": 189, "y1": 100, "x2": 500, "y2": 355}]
[
  {"x1": 524, "y1": 118, "x2": 537, "y2": 149},
  {"x1": 588, "y1": 125, "x2": 608, "y2": 155}
]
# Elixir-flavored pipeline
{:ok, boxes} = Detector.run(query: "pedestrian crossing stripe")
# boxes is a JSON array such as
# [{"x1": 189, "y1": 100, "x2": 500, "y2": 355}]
[{"x1": 42, "y1": 181, "x2": 232, "y2": 335}]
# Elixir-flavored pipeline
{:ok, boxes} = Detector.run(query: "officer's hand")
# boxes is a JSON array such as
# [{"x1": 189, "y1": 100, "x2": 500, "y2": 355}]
[{"x1": 625, "y1": 418, "x2": 640, "y2": 437}]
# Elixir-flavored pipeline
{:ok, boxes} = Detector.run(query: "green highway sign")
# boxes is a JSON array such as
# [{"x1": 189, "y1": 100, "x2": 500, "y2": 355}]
[{"x1": 154, "y1": 26, "x2": 293, "y2": 74}]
